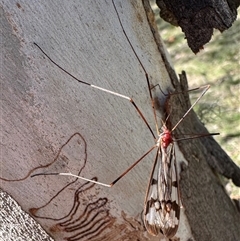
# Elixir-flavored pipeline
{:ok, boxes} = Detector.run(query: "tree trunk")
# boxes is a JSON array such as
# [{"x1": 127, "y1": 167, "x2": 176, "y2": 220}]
[{"x1": 1, "y1": 1, "x2": 239, "y2": 241}]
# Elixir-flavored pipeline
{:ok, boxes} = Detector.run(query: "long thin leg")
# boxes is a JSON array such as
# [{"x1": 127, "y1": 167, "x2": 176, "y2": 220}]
[
  {"x1": 174, "y1": 132, "x2": 219, "y2": 142},
  {"x1": 171, "y1": 85, "x2": 210, "y2": 132},
  {"x1": 34, "y1": 42, "x2": 156, "y2": 139},
  {"x1": 32, "y1": 145, "x2": 157, "y2": 187},
  {"x1": 111, "y1": 0, "x2": 160, "y2": 135},
  {"x1": 151, "y1": 83, "x2": 209, "y2": 97}
]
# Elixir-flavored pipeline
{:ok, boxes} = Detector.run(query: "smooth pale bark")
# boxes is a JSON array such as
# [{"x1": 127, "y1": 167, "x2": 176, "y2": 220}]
[{"x1": 1, "y1": 1, "x2": 239, "y2": 241}]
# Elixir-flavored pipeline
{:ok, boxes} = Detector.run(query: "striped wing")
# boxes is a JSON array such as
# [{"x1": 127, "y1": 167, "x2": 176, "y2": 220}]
[{"x1": 144, "y1": 143, "x2": 180, "y2": 238}]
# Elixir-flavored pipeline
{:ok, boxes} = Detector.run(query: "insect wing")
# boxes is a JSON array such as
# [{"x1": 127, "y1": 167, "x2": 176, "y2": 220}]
[{"x1": 144, "y1": 143, "x2": 180, "y2": 238}]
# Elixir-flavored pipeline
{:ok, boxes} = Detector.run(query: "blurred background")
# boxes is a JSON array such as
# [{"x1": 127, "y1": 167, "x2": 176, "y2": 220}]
[{"x1": 151, "y1": 3, "x2": 240, "y2": 198}]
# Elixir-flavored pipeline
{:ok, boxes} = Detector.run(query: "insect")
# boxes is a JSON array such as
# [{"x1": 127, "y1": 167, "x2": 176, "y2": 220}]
[{"x1": 32, "y1": 0, "x2": 219, "y2": 238}]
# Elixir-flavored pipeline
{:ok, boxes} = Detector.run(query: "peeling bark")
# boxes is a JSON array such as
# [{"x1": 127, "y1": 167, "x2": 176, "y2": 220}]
[{"x1": 156, "y1": 0, "x2": 239, "y2": 53}]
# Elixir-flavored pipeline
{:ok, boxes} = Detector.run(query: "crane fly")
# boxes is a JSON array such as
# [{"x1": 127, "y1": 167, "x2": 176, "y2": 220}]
[{"x1": 32, "y1": 0, "x2": 219, "y2": 238}]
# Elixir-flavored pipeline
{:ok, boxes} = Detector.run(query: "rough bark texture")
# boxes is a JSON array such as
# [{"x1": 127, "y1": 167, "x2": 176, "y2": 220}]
[
  {"x1": 1, "y1": 0, "x2": 239, "y2": 241},
  {"x1": 0, "y1": 189, "x2": 54, "y2": 241},
  {"x1": 156, "y1": 0, "x2": 239, "y2": 53}
]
